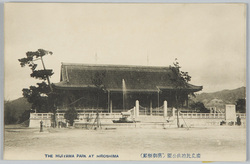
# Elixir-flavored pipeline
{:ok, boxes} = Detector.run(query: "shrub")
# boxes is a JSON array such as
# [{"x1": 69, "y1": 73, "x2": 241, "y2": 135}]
[
  {"x1": 190, "y1": 102, "x2": 210, "y2": 113},
  {"x1": 64, "y1": 107, "x2": 78, "y2": 126}
]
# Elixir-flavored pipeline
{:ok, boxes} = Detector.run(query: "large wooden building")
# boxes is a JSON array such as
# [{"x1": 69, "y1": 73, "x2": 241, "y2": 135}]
[{"x1": 54, "y1": 63, "x2": 202, "y2": 113}]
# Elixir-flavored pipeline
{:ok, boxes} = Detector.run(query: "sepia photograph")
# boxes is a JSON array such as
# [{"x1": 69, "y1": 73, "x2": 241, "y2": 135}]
[{"x1": 3, "y1": 3, "x2": 247, "y2": 161}]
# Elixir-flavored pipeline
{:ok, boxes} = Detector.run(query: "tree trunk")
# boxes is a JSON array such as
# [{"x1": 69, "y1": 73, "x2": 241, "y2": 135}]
[
  {"x1": 53, "y1": 110, "x2": 57, "y2": 128},
  {"x1": 40, "y1": 56, "x2": 53, "y2": 92},
  {"x1": 175, "y1": 92, "x2": 180, "y2": 128},
  {"x1": 96, "y1": 91, "x2": 100, "y2": 128}
]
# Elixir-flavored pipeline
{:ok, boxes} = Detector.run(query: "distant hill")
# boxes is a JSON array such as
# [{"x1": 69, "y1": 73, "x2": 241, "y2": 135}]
[
  {"x1": 192, "y1": 87, "x2": 246, "y2": 108},
  {"x1": 4, "y1": 97, "x2": 31, "y2": 124}
]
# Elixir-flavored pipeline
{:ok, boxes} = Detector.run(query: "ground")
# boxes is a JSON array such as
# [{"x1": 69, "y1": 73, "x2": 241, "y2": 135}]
[{"x1": 4, "y1": 124, "x2": 246, "y2": 161}]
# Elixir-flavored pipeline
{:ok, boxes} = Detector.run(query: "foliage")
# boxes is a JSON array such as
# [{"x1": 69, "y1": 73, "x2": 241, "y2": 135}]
[
  {"x1": 4, "y1": 98, "x2": 32, "y2": 125},
  {"x1": 18, "y1": 49, "x2": 53, "y2": 68},
  {"x1": 4, "y1": 101, "x2": 18, "y2": 124},
  {"x1": 169, "y1": 59, "x2": 191, "y2": 89},
  {"x1": 21, "y1": 83, "x2": 62, "y2": 113},
  {"x1": 91, "y1": 71, "x2": 106, "y2": 89},
  {"x1": 168, "y1": 59, "x2": 192, "y2": 108},
  {"x1": 168, "y1": 59, "x2": 192, "y2": 128},
  {"x1": 18, "y1": 49, "x2": 59, "y2": 122},
  {"x1": 91, "y1": 71, "x2": 106, "y2": 109},
  {"x1": 18, "y1": 110, "x2": 32, "y2": 124},
  {"x1": 236, "y1": 98, "x2": 246, "y2": 113},
  {"x1": 64, "y1": 107, "x2": 78, "y2": 126},
  {"x1": 30, "y1": 70, "x2": 53, "y2": 80},
  {"x1": 22, "y1": 82, "x2": 51, "y2": 112},
  {"x1": 18, "y1": 49, "x2": 54, "y2": 90},
  {"x1": 190, "y1": 102, "x2": 210, "y2": 113}
]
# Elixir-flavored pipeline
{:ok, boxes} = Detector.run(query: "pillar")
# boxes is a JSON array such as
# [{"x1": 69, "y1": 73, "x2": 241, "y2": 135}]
[
  {"x1": 157, "y1": 91, "x2": 160, "y2": 109},
  {"x1": 110, "y1": 100, "x2": 113, "y2": 113},
  {"x1": 225, "y1": 104, "x2": 236, "y2": 122},
  {"x1": 210, "y1": 107, "x2": 213, "y2": 113},
  {"x1": 96, "y1": 112, "x2": 100, "y2": 128},
  {"x1": 172, "y1": 107, "x2": 176, "y2": 117},
  {"x1": 150, "y1": 100, "x2": 152, "y2": 116},
  {"x1": 157, "y1": 91, "x2": 160, "y2": 115},
  {"x1": 164, "y1": 100, "x2": 168, "y2": 117},
  {"x1": 108, "y1": 91, "x2": 110, "y2": 113},
  {"x1": 133, "y1": 107, "x2": 136, "y2": 119},
  {"x1": 136, "y1": 100, "x2": 139, "y2": 117}
]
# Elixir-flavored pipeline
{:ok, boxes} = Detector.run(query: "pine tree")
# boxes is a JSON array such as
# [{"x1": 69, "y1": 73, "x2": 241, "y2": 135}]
[
  {"x1": 169, "y1": 59, "x2": 192, "y2": 128},
  {"x1": 18, "y1": 49, "x2": 59, "y2": 127}
]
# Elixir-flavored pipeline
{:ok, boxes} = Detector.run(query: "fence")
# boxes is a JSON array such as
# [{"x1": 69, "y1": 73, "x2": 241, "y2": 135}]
[
  {"x1": 77, "y1": 112, "x2": 122, "y2": 120},
  {"x1": 178, "y1": 113, "x2": 246, "y2": 119},
  {"x1": 30, "y1": 112, "x2": 246, "y2": 120},
  {"x1": 30, "y1": 113, "x2": 65, "y2": 119},
  {"x1": 179, "y1": 113, "x2": 225, "y2": 119},
  {"x1": 237, "y1": 113, "x2": 246, "y2": 119},
  {"x1": 30, "y1": 112, "x2": 122, "y2": 120}
]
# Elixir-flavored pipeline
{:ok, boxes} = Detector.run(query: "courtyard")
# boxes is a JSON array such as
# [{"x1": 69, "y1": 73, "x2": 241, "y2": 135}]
[{"x1": 4, "y1": 125, "x2": 246, "y2": 161}]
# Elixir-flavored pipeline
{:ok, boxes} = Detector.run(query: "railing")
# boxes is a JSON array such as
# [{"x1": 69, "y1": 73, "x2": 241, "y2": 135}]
[
  {"x1": 30, "y1": 112, "x2": 122, "y2": 120},
  {"x1": 58, "y1": 108, "x2": 107, "y2": 112},
  {"x1": 77, "y1": 113, "x2": 122, "y2": 120},
  {"x1": 237, "y1": 113, "x2": 246, "y2": 119},
  {"x1": 178, "y1": 113, "x2": 246, "y2": 119},
  {"x1": 30, "y1": 112, "x2": 246, "y2": 120},
  {"x1": 179, "y1": 113, "x2": 225, "y2": 119},
  {"x1": 30, "y1": 113, "x2": 65, "y2": 119}
]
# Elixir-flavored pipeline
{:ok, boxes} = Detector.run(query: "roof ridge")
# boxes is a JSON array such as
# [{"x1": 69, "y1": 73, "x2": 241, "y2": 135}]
[{"x1": 61, "y1": 62, "x2": 171, "y2": 69}]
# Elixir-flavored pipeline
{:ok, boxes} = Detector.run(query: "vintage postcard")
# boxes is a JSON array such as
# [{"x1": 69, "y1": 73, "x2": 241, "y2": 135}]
[{"x1": 4, "y1": 3, "x2": 246, "y2": 161}]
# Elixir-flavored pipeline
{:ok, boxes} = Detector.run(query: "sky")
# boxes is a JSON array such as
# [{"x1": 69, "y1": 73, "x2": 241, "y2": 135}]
[{"x1": 4, "y1": 3, "x2": 246, "y2": 100}]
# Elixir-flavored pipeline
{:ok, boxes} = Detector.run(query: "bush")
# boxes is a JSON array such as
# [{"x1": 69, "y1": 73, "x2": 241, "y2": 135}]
[
  {"x1": 190, "y1": 102, "x2": 210, "y2": 113},
  {"x1": 236, "y1": 99, "x2": 246, "y2": 113},
  {"x1": 64, "y1": 107, "x2": 78, "y2": 126}
]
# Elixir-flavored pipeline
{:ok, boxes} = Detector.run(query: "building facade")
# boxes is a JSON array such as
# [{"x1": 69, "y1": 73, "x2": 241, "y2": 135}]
[{"x1": 54, "y1": 63, "x2": 203, "y2": 113}]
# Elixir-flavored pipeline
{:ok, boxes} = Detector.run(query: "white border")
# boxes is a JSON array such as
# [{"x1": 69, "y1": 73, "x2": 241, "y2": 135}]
[{"x1": 0, "y1": 1, "x2": 249, "y2": 164}]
